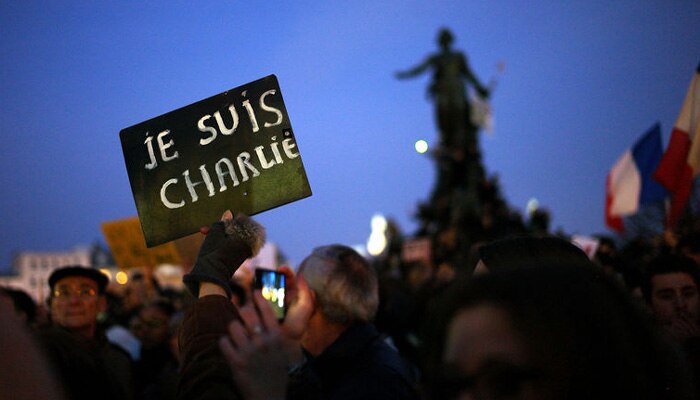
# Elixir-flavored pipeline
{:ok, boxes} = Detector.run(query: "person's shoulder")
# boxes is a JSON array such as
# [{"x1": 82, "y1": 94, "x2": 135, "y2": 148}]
[
  {"x1": 36, "y1": 324, "x2": 84, "y2": 350},
  {"x1": 103, "y1": 339, "x2": 134, "y2": 362},
  {"x1": 340, "y1": 347, "x2": 419, "y2": 400},
  {"x1": 363, "y1": 336, "x2": 417, "y2": 378}
]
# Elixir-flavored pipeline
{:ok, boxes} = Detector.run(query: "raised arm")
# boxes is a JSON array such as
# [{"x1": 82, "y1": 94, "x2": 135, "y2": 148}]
[
  {"x1": 395, "y1": 56, "x2": 434, "y2": 80},
  {"x1": 177, "y1": 211, "x2": 266, "y2": 400}
]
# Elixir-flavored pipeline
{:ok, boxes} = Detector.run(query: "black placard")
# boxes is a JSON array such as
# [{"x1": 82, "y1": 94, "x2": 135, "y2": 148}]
[{"x1": 120, "y1": 75, "x2": 311, "y2": 247}]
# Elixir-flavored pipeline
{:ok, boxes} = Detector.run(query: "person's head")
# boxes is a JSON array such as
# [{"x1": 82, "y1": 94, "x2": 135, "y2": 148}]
[
  {"x1": 474, "y1": 235, "x2": 589, "y2": 275},
  {"x1": 131, "y1": 300, "x2": 175, "y2": 350},
  {"x1": 641, "y1": 254, "x2": 700, "y2": 327},
  {"x1": 48, "y1": 266, "x2": 109, "y2": 338},
  {"x1": 593, "y1": 236, "x2": 618, "y2": 264},
  {"x1": 438, "y1": 28, "x2": 454, "y2": 49},
  {"x1": 298, "y1": 245, "x2": 379, "y2": 325},
  {"x1": 426, "y1": 262, "x2": 694, "y2": 399},
  {"x1": 400, "y1": 260, "x2": 432, "y2": 291},
  {"x1": 123, "y1": 271, "x2": 152, "y2": 312},
  {"x1": 1, "y1": 286, "x2": 36, "y2": 325}
]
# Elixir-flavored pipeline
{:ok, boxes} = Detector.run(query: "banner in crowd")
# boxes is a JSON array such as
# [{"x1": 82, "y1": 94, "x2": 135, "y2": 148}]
[{"x1": 101, "y1": 216, "x2": 204, "y2": 270}]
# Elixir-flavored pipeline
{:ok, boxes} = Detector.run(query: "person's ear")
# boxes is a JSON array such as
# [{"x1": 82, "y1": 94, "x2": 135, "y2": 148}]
[
  {"x1": 473, "y1": 259, "x2": 489, "y2": 276},
  {"x1": 297, "y1": 275, "x2": 318, "y2": 312},
  {"x1": 308, "y1": 289, "x2": 318, "y2": 311}
]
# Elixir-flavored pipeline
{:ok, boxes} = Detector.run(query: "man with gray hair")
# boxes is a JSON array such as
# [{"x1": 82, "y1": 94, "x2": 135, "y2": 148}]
[
  {"x1": 286, "y1": 245, "x2": 418, "y2": 400},
  {"x1": 178, "y1": 214, "x2": 418, "y2": 400}
]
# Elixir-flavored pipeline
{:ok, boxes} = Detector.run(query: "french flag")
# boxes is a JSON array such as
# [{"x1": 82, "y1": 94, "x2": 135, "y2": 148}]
[
  {"x1": 654, "y1": 62, "x2": 700, "y2": 228},
  {"x1": 606, "y1": 123, "x2": 668, "y2": 232}
]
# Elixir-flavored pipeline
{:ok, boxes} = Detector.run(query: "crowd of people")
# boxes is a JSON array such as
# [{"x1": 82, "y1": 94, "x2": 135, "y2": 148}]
[{"x1": 3, "y1": 209, "x2": 700, "y2": 400}]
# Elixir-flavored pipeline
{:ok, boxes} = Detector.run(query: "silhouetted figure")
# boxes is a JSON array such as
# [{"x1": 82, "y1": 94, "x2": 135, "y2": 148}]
[
  {"x1": 0, "y1": 292, "x2": 66, "y2": 400},
  {"x1": 132, "y1": 301, "x2": 179, "y2": 400},
  {"x1": 285, "y1": 245, "x2": 419, "y2": 400},
  {"x1": 424, "y1": 262, "x2": 697, "y2": 399},
  {"x1": 473, "y1": 235, "x2": 589, "y2": 275},
  {"x1": 398, "y1": 28, "x2": 496, "y2": 262},
  {"x1": 397, "y1": 28, "x2": 489, "y2": 147},
  {"x1": 39, "y1": 266, "x2": 134, "y2": 400},
  {"x1": 642, "y1": 254, "x2": 700, "y2": 393},
  {"x1": 1, "y1": 286, "x2": 37, "y2": 326},
  {"x1": 397, "y1": 28, "x2": 490, "y2": 204}
]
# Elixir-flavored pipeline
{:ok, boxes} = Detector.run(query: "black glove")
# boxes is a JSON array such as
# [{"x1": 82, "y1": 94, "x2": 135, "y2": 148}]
[{"x1": 183, "y1": 214, "x2": 265, "y2": 298}]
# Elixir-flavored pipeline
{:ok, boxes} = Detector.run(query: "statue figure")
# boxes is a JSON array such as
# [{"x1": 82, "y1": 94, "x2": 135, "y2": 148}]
[
  {"x1": 397, "y1": 29, "x2": 520, "y2": 274},
  {"x1": 397, "y1": 28, "x2": 491, "y2": 221},
  {"x1": 396, "y1": 28, "x2": 490, "y2": 157}
]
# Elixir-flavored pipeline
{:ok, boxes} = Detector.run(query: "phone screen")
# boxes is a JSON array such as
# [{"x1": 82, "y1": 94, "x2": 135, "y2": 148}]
[{"x1": 253, "y1": 268, "x2": 286, "y2": 321}]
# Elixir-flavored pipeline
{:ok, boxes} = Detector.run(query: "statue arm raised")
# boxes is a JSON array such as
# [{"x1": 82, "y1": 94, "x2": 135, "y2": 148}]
[{"x1": 395, "y1": 56, "x2": 433, "y2": 79}]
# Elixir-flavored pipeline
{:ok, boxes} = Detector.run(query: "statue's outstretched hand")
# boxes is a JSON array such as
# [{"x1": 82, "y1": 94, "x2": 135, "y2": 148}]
[{"x1": 395, "y1": 70, "x2": 411, "y2": 80}]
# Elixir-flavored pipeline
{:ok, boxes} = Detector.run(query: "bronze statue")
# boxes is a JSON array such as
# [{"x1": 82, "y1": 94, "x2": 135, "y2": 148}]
[
  {"x1": 397, "y1": 28, "x2": 491, "y2": 216},
  {"x1": 396, "y1": 28, "x2": 490, "y2": 155},
  {"x1": 398, "y1": 27, "x2": 499, "y2": 270},
  {"x1": 396, "y1": 29, "x2": 534, "y2": 274}
]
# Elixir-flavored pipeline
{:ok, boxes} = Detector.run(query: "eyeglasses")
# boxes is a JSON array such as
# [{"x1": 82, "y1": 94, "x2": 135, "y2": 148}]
[{"x1": 52, "y1": 285, "x2": 97, "y2": 300}]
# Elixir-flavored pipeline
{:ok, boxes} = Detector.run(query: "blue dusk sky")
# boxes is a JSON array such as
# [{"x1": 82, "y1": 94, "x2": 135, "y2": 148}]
[{"x1": 1, "y1": 1, "x2": 699, "y2": 270}]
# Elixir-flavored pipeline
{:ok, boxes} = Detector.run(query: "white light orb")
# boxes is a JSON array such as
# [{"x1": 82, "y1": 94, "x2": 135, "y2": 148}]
[{"x1": 414, "y1": 140, "x2": 429, "y2": 154}]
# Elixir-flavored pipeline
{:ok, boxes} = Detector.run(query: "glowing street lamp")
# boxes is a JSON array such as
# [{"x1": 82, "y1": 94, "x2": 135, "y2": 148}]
[
  {"x1": 367, "y1": 213, "x2": 388, "y2": 256},
  {"x1": 414, "y1": 139, "x2": 429, "y2": 154}
]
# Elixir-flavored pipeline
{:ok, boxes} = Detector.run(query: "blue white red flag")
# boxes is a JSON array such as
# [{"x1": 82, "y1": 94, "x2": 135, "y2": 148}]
[
  {"x1": 654, "y1": 62, "x2": 700, "y2": 228},
  {"x1": 606, "y1": 123, "x2": 668, "y2": 232}
]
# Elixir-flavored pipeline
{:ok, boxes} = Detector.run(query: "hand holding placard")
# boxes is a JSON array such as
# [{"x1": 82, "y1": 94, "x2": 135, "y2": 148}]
[{"x1": 183, "y1": 212, "x2": 265, "y2": 298}]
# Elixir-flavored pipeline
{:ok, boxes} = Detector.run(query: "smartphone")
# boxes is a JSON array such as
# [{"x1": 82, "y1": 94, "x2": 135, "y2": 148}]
[{"x1": 253, "y1": 268, "x2": 286, "y2": 321}]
